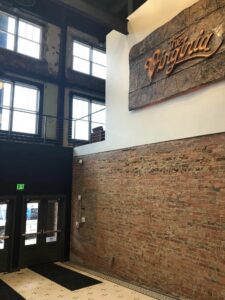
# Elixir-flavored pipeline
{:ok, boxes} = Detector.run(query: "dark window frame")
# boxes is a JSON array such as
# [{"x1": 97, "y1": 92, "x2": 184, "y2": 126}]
[
  {"x1": 68, "y1": 91, "x2": 105, "y2": 145},
  {"x1": 72, "y1": 39, "x2": 106, "y2": 79},
  {"x1": 0, "y1": 75, "x2": 44, "y2": 141},
  {"x1": 0, "y1": 9, "x2": 44, "y2": 60}
]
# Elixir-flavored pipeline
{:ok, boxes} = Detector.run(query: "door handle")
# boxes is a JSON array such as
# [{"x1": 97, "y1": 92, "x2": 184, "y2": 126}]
[
  {"x1": 43, "y1": 230, "x2": 61, "y2": 234},
  {"x1": 0, "y1": 236, "x2": 10, "y2": 240},
  {"x1": 21, "y1": 231, "x2": 42, "y2": 237}
]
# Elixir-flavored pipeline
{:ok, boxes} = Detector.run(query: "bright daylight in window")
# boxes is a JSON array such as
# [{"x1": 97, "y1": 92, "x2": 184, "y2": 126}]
[
  {"x1": 73, "y1": 41, "x2": 107, "y2": 80},
  {"x1": 0, "y1": 10, "x2": 42, "y2": 59},
  {"x1": 0, "y1": 80, "x2": 40, "y2": 135},
  {"x1": 72, "y1": 96, "x2": 106, "y2": 141}
]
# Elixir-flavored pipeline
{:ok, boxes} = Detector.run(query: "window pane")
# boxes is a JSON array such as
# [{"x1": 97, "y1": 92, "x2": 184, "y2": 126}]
[
  {"x1": 6, "y1": 32, "x2": 14, "y2": 50},
  {"x1": 14, "y1": 84, "x2": 39, "y2": 112},
  {"x1": 73, "y1": 41, "x2": 90, "y2": 59},
  {"x1": 17, "y1": 37, "x2": 40, "y2": 59},
  {"x1": 45, "y1": 200, "x2": 59, "y2": 243},
  {"x1": 72, "y1": 98, "x2": 89, "y2": 120},
  {"x1": 8, "y1": 17, "x2": 16, "y2": 34},
  {"x1": 73, "y1": 57, "x2": 90, "y2": 74},
  {"x1": 18, "y1": 20, "x2": 41, "y2": 43},
  {"x1": 0, "y1": 81, "x2": 12, "y2": 107},
  {"x1": 93, "y1": 49, "x2": 106, "y2": 66},
  {"x1": 0, "y1": 31, "x2": 7, "y2": 49},
  {"x1": 0, "y1": 31, "x2": 15, "y2": 50},
  {"x1": 0, "y1": 203, "x2": 7, "y2": 250},
  {"x1": 72, "y1": 98, "x2": 89, "y2": 140},
  {"x1": 12, "y1": 111, "x2": 37, "y2": 134},
  {"x1": 92, "y1": 103, "x2": 106, "y2": 132},
  {"x1": 0, "y1": 13, "x2": 16, "y2": 34},
  {"x1": 73, "y1": 120, "x2": 89, "y2": 140},
  {"x1": 0, "y1": 109, "x2": 10, "y2": 131},
  {"x1": 25, "y1": 202, "x2": 39, "y2": 246},
  {"x1": 92, "y1": 63, "x2": 106, "y2": 79},
  {"x1": 0, "y1": 82, "x2": 12, "y2": 131},
  {"x1": 92, "y1": 103, "x2": 106, "y2": 124}
]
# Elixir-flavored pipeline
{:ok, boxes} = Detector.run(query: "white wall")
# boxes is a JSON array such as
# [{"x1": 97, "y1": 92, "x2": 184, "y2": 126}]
[{"x1": 74, "y1": 0, "x2": 225, "y2": 156}]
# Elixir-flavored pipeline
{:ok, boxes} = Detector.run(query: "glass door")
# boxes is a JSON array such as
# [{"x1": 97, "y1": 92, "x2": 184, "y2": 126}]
[
  {"x1": 19, "y1": 196, "x2": 65, "y2": 268},
  {"x1": 0, "y1": 198, "x2": 15, "y2": 272},
  {"x1": 23, "y1": 201, "x2": 41, "y2": 246},
  {"x1": 43, "y1": 199, "x2": 61, "y2": 243}
]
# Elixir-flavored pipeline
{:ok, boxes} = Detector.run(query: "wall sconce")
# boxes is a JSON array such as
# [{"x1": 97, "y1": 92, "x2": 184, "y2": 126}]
[
  {"x1": 75, "y1": 221, "x2": 80, "y2": 229},
  {"x1": 78, "y1": 159, "x2": 83, "y2": 165}
]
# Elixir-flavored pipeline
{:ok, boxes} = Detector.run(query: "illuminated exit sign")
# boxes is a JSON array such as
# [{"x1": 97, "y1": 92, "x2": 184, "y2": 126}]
[{"x1": 17, "y1": 184, "x2": 25, "y2": 191}]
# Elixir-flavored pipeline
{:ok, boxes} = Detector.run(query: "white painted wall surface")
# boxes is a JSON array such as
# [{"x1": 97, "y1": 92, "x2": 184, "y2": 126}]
[{"x1": 74, "y1": 0, "x2": 225, "y2": 156}]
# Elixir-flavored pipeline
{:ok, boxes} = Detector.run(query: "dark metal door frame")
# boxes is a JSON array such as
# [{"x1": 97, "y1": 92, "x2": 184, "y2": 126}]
[
  {"x1": 19, "y1": 195, "x2": 66, "y2": 268},
  {"x1": 0, "y1": 196, "x2": 16, "y2": 273}
]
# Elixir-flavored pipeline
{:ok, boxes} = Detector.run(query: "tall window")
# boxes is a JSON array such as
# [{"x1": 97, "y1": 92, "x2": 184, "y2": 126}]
[
  {"x1": 71, "y1": 96, "x2": 106, "y2": 141},
  {"x1": 0, "y1": 10, "x2": 42, "y2": 59},
  {"x1": 0, "y1": 80, "x2": 40, "y2": 134},
  {"x1": 73, "y1": 41, "x2": 106, "y2": 80}
]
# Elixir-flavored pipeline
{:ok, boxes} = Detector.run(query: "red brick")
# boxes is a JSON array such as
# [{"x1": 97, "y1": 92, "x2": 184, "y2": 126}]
[{"x1": 71, "y1": 133, "x2": 225, "y2": 300}]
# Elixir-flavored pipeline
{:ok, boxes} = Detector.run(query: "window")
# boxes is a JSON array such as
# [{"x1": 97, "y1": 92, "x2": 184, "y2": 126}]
[
  {"x1": 0, "y1": 80, "x2": 40, "y2": 135},
  {"x1": 0, "y1": 10, "x2": 42, "y2": 59},
  {"x1": 71, "y1": 95, "x2": 106, "y2": 141},
  {"x1": 73, "y1": 41, "x2": 106, "y2": 80},
  {"x1": 25, "y1": 202, "x2": 39, "y2": 246}
]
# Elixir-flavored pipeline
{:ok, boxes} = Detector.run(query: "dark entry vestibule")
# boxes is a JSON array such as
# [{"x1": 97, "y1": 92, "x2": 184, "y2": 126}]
[{"x1": 0, "y1": 141, "x2": 73, "y2": 273}]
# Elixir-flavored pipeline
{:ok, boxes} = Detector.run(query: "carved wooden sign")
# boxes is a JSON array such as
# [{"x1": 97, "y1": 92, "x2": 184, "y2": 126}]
[{"x1": 129, "y1": 0, "x2": 225, "y2": 111}]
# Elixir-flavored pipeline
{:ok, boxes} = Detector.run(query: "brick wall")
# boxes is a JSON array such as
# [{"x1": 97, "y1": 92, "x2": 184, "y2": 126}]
[{"x1": 71, "y1": 133, "x2": 225, "y2": 300}]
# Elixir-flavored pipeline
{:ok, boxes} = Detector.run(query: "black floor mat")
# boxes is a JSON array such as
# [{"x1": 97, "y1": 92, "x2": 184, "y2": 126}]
[
  {"x1": 30, "y1": 263, "x2": 102, "y2": 291},
  {"x1": 0, "y1": 279, "x2": 25, "y2": 300}
]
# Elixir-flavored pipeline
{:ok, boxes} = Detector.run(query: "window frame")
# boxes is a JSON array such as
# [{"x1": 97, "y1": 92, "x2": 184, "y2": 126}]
[
  {"x1": 68, "y1": 92, "x2": 105, "y2": 144},
  {"x1": 72, "y1": 39, "x2": 106, "y2": 80},
  {"x1": 0, "y1": 9, "x2": 43, "y2": 60},
  {"x1": 0, "y1": 75, "x2": 44, "y2": 140}
]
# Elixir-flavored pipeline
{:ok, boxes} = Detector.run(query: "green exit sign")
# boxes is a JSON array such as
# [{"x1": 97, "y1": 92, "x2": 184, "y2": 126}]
[{"x1": 17, "y1": 184, "x2": 25, "y2": 191}]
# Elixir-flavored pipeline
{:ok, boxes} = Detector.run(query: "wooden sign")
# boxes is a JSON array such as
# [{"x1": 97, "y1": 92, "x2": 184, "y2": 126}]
[{"x1": 129, "y1": 0, "x2": 225, "y2": 111}]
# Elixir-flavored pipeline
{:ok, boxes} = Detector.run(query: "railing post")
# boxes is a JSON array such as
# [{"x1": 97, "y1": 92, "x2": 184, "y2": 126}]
[{"x1": 43, "y1": 115, "x2": 47, "y2": 143}]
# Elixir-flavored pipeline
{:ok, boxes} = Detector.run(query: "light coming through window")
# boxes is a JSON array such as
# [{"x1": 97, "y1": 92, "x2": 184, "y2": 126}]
[
  {"x1": 0, "y1": 80, "x2": 40, "y2": 135},
  {"x1": 73, "y1": 41, "x2": 106, "y2": 80},
  {"x1": 72, "y1": 96, "x2": 106, "y2": 141},
  {"x1": 0, "y1": 10, "x2": 42, "y2": 59}
]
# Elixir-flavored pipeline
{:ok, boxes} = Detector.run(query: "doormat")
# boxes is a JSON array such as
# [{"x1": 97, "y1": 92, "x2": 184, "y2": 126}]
[
  {"x1": 0, "y1": 279, "x2": 25, "y2": 300},
  {"x1": 29, "y1": 263, "x2": 102, "y2": 291}
]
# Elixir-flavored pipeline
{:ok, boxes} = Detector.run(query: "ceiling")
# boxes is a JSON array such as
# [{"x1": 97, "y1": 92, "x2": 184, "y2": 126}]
[
  {"x1": 83, "y1": 0, "x2": 146, "y2": 18},
  {"x1": 6, "y1": 0, "x2": 147, "y2": 42}
]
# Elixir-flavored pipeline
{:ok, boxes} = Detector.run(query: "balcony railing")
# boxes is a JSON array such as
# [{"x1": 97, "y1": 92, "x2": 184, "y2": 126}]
[
  {"x1": 0, "y1": 106, "x2": 106, "y2": 147},
  {"x1": 71, "y1": 107, "x2": 106, "y2": 146}
]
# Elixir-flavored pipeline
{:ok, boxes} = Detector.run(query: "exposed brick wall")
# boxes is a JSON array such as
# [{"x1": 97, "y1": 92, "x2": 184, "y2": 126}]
[{"x1": 71, "y1": 133, "x2": 225, "y2": 300}]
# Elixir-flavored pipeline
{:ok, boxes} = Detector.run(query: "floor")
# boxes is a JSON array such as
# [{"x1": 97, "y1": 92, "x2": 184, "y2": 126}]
[{"x1": 0, "y1": 262, "x2": 168, "y2": 300}]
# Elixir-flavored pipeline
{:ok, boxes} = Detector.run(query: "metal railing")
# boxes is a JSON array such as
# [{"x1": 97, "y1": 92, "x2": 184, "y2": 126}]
[
  {"x1": 0, "y1": 106, "x2": 106, "y2": 147},
  {"x1": 70, "y1": 107, "x2": 106, "y2": 146}
]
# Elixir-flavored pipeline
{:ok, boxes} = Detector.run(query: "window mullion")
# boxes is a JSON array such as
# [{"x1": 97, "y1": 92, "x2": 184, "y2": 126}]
[
  {"x1": 15, "y1": 17, "x2": 19, "y2": 52},
  {"x1": 35, "y1": 90, "x2": 39, "y2": 135},
  {"x1": 88, "y1": 100, "x2": 92, "y2": 141},
  {"x1": 9, "y1": 82, "x2": 15, "y2": 133},
  {"x1": 90, "y1": 46, "x2": 93, "y2": 76},
  {"x1": 17, "y1": 36, "x2": 41, "y2": 46}
]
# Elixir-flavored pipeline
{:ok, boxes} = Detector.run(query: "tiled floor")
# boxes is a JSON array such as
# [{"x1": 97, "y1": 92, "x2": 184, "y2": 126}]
[{"x1": 0, "y1": 263, "x2": 160, "y2": 300}]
